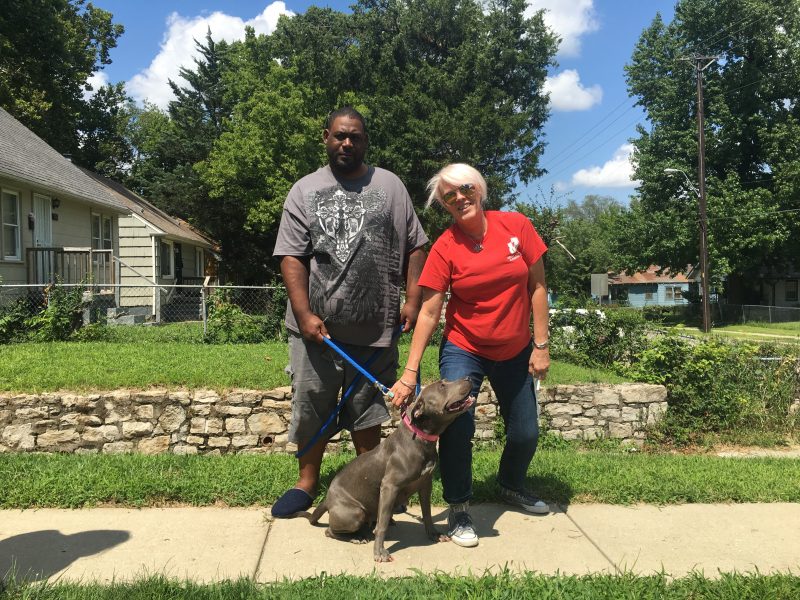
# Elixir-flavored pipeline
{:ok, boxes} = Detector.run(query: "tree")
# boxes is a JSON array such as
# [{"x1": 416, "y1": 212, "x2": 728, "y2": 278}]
[
  {"x1": 198, "y1": 62, "x2": 323, "y2": 281},
  {"x1": 624, "y1": 0, "x2": 800, "y2": 297},
  {"x1": 517, "y1": 194, "x2": 632, "y2": 300},
  {"x1": 267, "y1": 0, "x2": 558, "y2": 239},
  {"x1": 127, "y1": 32, "x2": 271, "y2": 281},
  {"x1": 0, "y1": 0, "x2": 123, "y2": 155},
  {"x1": 73, "y1": 82, "x2": 135, "y2": 178},
  {"x1": 129, "y1": 1, "x2": 557, "y2": 280}
]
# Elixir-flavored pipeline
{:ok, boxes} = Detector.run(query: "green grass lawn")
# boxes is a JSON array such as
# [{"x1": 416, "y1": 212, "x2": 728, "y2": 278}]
[
  {"x1": 741, "y1": 320, "x2": 800, "y2": 332},
  {"x1": 2, "y1": 571, "x2": 799, "y2": 600},
  {"x1": 2, "y1": 443, "x2": 798, "y2": 509},
  {"x1": 0, "y1": 338, "x2": 628, "y2": 393},
  {"x1": 677, "y1": 324, "x2": 800, "y2": 344}
]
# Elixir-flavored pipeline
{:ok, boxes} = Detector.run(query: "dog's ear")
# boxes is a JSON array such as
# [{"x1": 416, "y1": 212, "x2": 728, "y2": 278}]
[{"x1": 408, "y1": 393, "x2": 424, "y2": 419}]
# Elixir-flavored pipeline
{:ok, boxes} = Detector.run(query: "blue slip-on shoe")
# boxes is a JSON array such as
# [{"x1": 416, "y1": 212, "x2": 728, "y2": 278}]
[{"x1": 271, "y1": 488, "x2": 314, "y2": 518}]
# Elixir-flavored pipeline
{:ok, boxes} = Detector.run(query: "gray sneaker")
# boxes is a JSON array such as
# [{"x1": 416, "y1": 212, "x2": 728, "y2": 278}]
[
  {"x1": 499, "y1": 486, "x2": 550, "y2": 514},
  {"x1": 447, "y1": 502, "x2": 479, "y2": 547}
]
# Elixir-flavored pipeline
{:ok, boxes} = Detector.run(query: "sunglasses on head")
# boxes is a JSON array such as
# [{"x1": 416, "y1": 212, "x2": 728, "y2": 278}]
[{"x1": 441, "y1": 183, "x2": 478, "y2": 206}]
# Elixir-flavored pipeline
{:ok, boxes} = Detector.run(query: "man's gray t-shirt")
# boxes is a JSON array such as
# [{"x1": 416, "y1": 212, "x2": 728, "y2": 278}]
[{"x1": 273, "y1": 165, "x2": 428, "y2": 347}]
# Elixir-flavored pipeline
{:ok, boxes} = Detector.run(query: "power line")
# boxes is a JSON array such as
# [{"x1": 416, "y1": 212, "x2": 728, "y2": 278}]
[
  {"x1": 536, "y1": 113, "x2": 644, "y2": 187},
  {"x1": 689, "y1": 10, "x2": 775, "y2": 53},
  {"x1": 542, "y1": 97, "x2": 638, "y2": 166}
]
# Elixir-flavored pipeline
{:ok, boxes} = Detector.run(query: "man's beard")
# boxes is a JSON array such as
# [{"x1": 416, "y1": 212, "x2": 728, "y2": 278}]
[{"x1": 328, "y1": 151, "x2": 364, "y2": 174}]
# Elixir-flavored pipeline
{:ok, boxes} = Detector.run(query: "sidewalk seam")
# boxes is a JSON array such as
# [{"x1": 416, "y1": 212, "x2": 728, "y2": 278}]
[
  {"x1": 562, "y1": 506, "x2": 621, "y2": 575},
  {"x1": 253, "y1": 516, "x2": 273, "y2": 579}
]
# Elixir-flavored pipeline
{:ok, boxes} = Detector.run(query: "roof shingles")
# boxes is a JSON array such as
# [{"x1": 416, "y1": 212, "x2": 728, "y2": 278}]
[{"x1": 0, "y1": 107, "x2": 126, "y2": 211}]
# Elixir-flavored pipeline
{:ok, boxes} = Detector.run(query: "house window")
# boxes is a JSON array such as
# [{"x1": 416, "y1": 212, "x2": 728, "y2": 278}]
[
  {"x1": 644, "y1": 290, "x2": 654, "y2": 301},
  {"x1": 195, "y1": 248, "x2": 204, "y2": 277},
  {"x1": 91, "y1": 213, "x2": 113, "y2": 250},
  {"x1": 786, "y1": 280, "x2": 799, "y2": 303},
  {"x1": 665, "y1": 286, "x2": 683, "y2": 301},
  {"x1": 160, "y1": 240, "x2": 174, "y2": 278},
  {"x1": 2, "y1": 189, "x2": 21, "y2": 261}
]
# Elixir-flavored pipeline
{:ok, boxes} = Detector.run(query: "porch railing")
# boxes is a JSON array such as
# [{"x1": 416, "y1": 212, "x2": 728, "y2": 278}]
[{"x1": 26, "y1": 247, "x2": 115, "y2": 287}]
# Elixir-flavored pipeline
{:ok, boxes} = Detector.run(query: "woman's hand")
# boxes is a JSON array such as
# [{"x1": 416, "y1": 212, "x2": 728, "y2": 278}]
[
  {"x1": 529, "y1": 346, "x2": 550, "y2": 381},
  {"x1": 389, "y1": 377, "x2": 416, "y2": 408}
]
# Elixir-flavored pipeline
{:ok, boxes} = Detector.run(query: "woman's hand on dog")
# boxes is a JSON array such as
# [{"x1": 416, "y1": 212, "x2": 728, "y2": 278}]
[{"x1": 390, "y1": 379, "x2": 414, "y2": 407}]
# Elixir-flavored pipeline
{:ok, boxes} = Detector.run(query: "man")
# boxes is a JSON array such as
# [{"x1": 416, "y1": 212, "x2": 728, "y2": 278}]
[{"x1": 271, "y1": 106, "x2": 428, "y2": 518}]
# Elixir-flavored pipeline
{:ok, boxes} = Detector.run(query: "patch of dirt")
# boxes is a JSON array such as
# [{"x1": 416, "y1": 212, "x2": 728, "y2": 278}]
[{"x1": 711, "y1": 443, "x2": 800, "y2": 458}]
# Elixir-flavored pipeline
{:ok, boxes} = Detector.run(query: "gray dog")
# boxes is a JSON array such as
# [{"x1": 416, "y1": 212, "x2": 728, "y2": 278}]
[{"x1": 309, "y1": 378, "x2": 475, "y2": 562}]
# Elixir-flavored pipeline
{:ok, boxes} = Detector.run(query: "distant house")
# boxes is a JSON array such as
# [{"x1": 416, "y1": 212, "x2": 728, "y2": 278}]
[
  {"x1": 755, "y1": 269, "x2": 800, "y2": 308},
  {"x1": 79, "y1": 170, "x2": 219, "y2": 323},
  {"x1": 607, "y1": 265, "x2": 698, "y2": 307},
  {"x1": 0, "y1": 107, "x2": 127, "y2": 290}
]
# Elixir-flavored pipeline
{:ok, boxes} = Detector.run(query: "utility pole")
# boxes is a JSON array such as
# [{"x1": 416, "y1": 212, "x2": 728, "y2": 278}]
[{"x1": 685, "y1": 55, "x2": 717, "y2": 333}]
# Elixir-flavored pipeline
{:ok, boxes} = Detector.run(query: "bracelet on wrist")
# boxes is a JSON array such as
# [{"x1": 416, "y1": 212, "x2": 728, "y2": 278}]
[
  {"x1": 404, "y1": 366, "x2": 418, "y2": 373},
  {"x1": 533, "y1": 337, "x2": 549, "y2": 350},
  {"x1": 398, "y1": 379, "x2": 416, "y2": 390}
]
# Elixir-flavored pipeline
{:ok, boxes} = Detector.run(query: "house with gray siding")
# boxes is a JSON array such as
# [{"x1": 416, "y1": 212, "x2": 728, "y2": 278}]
[
  {"x1": 79, "y1": 170, "x2": 218, "y2": 322},
  {"x1": 0, "y1": 107, "x2": 127, "y2": 290}
]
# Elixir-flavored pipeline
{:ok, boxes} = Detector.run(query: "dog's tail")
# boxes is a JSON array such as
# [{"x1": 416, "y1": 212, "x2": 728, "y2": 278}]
[{"x1": 308, "y1": 496, "x2": 328, "y2": 525}]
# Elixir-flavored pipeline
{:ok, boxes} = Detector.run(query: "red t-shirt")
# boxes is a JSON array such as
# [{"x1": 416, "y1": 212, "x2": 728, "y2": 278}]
[{"x1": 419, "y1": 211, "x2": 547, "y2": 361}]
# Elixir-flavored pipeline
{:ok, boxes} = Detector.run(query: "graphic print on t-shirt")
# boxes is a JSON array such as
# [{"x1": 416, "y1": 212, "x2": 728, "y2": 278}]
[
  {"x1": 316, "y1": 188, "x2": 368, "y2": 262},
  {"x1": 306, "y1": 184, "x2": 401, "y2": 336}
]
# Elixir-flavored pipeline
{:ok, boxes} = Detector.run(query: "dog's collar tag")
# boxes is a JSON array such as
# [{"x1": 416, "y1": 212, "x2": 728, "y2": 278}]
[{"x1": 401, "y1": 411, "x2": 439, "y2": 443}]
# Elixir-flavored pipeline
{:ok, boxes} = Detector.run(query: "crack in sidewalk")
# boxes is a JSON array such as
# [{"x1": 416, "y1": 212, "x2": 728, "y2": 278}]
[
  {"x1": 561, "y1": 506, "x2": 622, "y2": 575},
  {"x1": 252, "y1": 514, "x2": 273, "y2": 580}
]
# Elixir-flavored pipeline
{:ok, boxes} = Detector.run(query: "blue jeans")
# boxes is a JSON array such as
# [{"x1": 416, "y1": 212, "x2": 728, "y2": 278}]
[{"x1": 438, "y1": 339, "x2": 540, "y2": 504}]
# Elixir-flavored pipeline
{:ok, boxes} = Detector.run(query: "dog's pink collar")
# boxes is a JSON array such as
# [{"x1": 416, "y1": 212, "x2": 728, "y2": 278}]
[{"x1": 401, "y1": 411, "x2": 438, "y2": 442}]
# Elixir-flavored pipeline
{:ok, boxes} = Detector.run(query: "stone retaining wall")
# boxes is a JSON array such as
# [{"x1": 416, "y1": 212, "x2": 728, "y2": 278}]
[{"x1": 0, "y1": 383, "x2": 667, "y2": 455}]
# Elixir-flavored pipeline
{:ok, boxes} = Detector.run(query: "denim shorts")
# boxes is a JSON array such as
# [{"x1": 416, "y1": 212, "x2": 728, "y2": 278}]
[{"x1": 286, "y1": 331, "x2": 396, "y2": 444}]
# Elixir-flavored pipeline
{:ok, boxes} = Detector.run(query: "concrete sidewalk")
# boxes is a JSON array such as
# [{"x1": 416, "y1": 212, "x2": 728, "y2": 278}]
[{"x1": 1, "y1": 503, "x2": 799, "y2": 583}]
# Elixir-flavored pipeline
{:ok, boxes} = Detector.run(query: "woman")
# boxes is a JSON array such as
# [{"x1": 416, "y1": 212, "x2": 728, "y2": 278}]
[{"x1": 389, "y1": 163, "x2": 550, "y2": 548}]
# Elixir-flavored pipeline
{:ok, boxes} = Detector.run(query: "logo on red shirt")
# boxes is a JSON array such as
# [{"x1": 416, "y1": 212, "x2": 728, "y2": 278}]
[{"x1": 507, "y1": 236, "x2": 521, "y2": 261}]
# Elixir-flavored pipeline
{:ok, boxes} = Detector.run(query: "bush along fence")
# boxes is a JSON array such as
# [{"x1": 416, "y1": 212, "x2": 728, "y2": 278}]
[
  {"x1": 0, "y1": 383, "x2": 668, "y2": 455},
  {"x1": 547, "y1": 309, "x2": 800, "y2": 443},
  {"x1": 0, "y1": 283, "x2": 288, "y2": 344}
]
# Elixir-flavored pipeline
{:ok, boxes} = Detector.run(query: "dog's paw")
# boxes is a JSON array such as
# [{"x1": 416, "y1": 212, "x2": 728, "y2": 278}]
[
  {"x1": 425, "y1": 527, "x2": 449, "y2": 543},
  {"x1": 374, "y1": 550, "x2": 395, "y2": 563},
  {"x1": 350, "y1": 536, "x2": 370, "y2": 545}
]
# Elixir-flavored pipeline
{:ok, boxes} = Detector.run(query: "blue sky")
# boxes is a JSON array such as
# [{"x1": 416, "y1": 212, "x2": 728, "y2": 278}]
[{"x1": 90, "y1": 0, "x2": 677, "y2": 206}]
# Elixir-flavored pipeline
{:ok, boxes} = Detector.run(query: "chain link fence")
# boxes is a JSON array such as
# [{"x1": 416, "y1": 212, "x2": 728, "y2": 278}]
[
  {"x1": 0, "y1": 283, "x2": 287, "y2": 343},
  {"x1": 640, "y1": 302, "x2": 800, "y2": 327},
  {"x1": 717, "y1": 304, "x2": 800, "y2": 325},
  {"x1": 4, "y1": 282, "x2": 799, "y2": 344}
]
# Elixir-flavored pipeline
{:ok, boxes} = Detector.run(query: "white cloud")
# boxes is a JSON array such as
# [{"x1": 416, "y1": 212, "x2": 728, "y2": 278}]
[
  {"x1": 127, "y1": 2, "x2": 293, "y2": 108},
  {"x1": 526, "y1": 0, "x2": 599, "y2": 57},
  {"x1": 544, "y1": 69, "x2": 602, "y2": 112},
  {"x1": 571, "y1": 144, "x2": 639, "y2": 188},
  {"x1": 84, "y1": 71, "x2": 109, "y2": 99}
]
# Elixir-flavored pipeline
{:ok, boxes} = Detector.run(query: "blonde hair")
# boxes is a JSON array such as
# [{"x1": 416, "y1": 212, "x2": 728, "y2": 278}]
[{"x1": 425, "y1": 163, "x2": 487, "y2": 209}]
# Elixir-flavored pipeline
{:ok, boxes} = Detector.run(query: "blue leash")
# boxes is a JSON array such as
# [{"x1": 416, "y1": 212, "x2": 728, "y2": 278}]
[{"x1": 295, "y1": 326, "x2": 402, "y2": 458}]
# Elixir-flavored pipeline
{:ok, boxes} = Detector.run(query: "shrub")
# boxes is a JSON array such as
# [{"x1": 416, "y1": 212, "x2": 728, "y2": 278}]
[
  {"x1": 25, "y1": 284, "x2": 86, "y2": 342},
  {"x1": 0, "y1": 297, "x2": 34, "y2": 343},
  {"x1": 549, "y1": 307, "x2": 650, "y2": 369},
  {"x1": 70, "y1": 322, "x2": 112, "y2": 342},
  {"x1": 261, "y1": 285, "x2": 288, "y2": 341},
  {"x1": 204, "y1": 289, "x2": 271, "y2": 344},
  {"x1": 627, "y1": 333, "x2": 800, "y2": 443}
]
